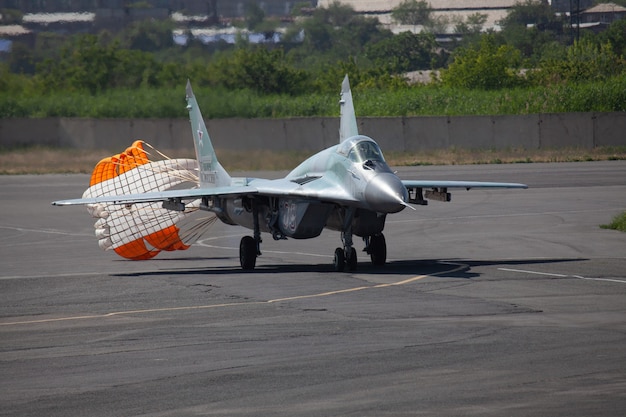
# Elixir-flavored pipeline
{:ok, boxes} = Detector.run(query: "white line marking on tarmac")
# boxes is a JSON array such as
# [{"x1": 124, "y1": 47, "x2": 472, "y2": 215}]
[
  {"x1": 0, "y1": 263, "x2": 468, "y2": 327},
  {"x1": 195, "y1": 239, "x2": 332, "y2": 258},
  {"x1": 499, "y1": 268, "x2": 626, "y2": 284},
  {"x1": 0, "y1": 272, "x2": 105, "y2": 281},
  {"x1": 572, "y1": 275, "x2": 626, "y2": 284},
  {"x1": 0, "y1": 225, "x2": 91, "y2": 236},
  {"x1": 498, "y1": 268, "x2": 568, "y2": 278},
  {"x1": 388, "y1": 208, "x2": 616, "y2": 224}
]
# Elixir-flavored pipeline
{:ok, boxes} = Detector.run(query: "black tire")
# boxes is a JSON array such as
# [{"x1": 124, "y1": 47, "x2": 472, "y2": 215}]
[
  {"x1": 347, "y1": 247, "x2": 357, "y2": 271},
  {"x1": 369, "y1": 233, "x2": 387, "y2": 266},
  {"x1": 333, "y1": 247, "x2": 345, "y2": 272},
  {"x1": 240, "y1": 236, "x2": 257, "y2": 270}
]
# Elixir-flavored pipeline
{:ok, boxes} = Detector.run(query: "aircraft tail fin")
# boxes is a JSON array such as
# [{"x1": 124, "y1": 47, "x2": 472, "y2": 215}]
[
  {"x1": 186, "y1": 80, "x2": 232, "y2": 188},
  {"x1": 339, "y1": 74, "x2": 359, "y2": 143}
]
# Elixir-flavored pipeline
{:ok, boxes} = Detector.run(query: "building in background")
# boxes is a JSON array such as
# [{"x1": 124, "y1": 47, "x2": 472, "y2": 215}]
[{"x1": 2, "y1": 1, "x2": 625, "y2": 50}]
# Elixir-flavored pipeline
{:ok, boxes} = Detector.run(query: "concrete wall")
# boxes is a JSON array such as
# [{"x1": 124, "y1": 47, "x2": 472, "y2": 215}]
[{"x1": 1, "y1": 113, "x2": 625, "y2": 152}]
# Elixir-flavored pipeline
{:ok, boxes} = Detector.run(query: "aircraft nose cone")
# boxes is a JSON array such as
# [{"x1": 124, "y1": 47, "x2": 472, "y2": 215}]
[{"x1": 365, "y1": 173, "x2": 408, "y2": 213}]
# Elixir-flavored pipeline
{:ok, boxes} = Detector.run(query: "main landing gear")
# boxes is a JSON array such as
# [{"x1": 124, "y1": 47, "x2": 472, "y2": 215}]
[
  {"x1": 239, "y1": 199, "x2": 262, "y2": 270},
  {"x1": 332, "y1": 233, "x2": 387, "y2": 272},
  {"x1": 364, "y1": 233, "x2": 386, "y2": 266},
  {"x1": 239, "y1": 236, "x2": 258, "y2": 270},
  {"x1": 237, "y1": 200, "x2": 388, "y2": 272}
]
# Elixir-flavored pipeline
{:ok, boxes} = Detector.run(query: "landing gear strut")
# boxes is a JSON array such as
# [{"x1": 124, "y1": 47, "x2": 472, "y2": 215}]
[{"x1": 333, "y1": 208, "x2": 357, "y2": 272}]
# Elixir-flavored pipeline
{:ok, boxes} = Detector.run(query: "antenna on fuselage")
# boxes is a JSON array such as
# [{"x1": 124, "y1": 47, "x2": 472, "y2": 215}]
[{"x1": 339, "y1": 75, "x2": 358, "y2": 143}]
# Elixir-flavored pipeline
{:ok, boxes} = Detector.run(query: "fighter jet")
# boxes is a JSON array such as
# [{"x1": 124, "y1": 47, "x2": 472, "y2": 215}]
[{"x1": 53, "y1": 76, "x2": 527, "y2": 271}]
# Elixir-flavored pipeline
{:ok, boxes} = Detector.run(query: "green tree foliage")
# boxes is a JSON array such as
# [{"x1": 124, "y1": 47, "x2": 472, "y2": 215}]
[
  {"x1": 596, "y1": 19, "x2": 626, "y2": 57},
  {"x1": 210, "y1": 46, "x2": 308, "y2": 95},
  {"x1": 440, "y1": 35, "x2": 523, "y2": 90},
  {"x1": 289, "y1": 1, "x2": 391, "y2": 70},
  {"x1": 0, "y1": 8, "x2": 22, "y2": 24},
  {"x1": 391, "y1": 0, "x2": 431, "y2": 27},
  {"x1": 244, "y1": 1, "x2": 266, "y2": 31},
  {"x1": 366, "y1": 31, "x2": 439, "y2": 73},
  {"x1": 2, "y1": 0, "x2": 626, "y2": 118},
  {"x1": 311, "y1": 57, "x2": 408, "y2": 93},
  {"x1": 118, "y1": 19, "x2": 174, "y2": 52},
  {"x1": 499, "y1": 0, "x2": 555, "y2": 29},
  {"x1": 456, "y1": 13, "x2": 488, "y2": 35},
  {"x1": 497, "y1": 0, "x2": 566, "y2": 63},
  {"x1": 35, "y1": 34, "x2": 167, "y2": 93},
  {"x1": 531, "y1": 38, "x2": 626, "y2": 85},
  {"x1": 7, "y1": 42, "x2": 35, "y2": 74}
]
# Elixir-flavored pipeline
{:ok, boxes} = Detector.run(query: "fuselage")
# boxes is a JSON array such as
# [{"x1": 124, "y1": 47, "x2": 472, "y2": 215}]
[{"x1": 214, "y1": 135, "x2": 409, "y2": 240}]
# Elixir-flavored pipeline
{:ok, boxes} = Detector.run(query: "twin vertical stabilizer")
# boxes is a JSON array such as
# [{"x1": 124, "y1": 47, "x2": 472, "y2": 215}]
[
  {"x1": 339, "y1": 74, "x2": 359, "y2": 143},
  {"x1": 186, "y1": 80, "x2": 232, "y2": 189}
]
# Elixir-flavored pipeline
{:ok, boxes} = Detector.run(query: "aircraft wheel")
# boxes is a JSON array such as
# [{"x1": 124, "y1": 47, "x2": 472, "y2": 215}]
[
  {"x1": 240, "y1": 236, "x2": 257, "y2": 270},
  {"x1": 347, "y1": 247, "x2": 357, "y2": 271},
  {"x1": 333, "y1": 247, "x2": 345, "y2": 272},
  {"x1": 369, "y1": 233, "x2": 387, "y2": 266}
]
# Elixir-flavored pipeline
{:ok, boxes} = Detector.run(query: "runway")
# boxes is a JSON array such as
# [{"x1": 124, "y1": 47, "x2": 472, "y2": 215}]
[{"x1": 1, "y1": 161, "x2": 626, "y2": 416}]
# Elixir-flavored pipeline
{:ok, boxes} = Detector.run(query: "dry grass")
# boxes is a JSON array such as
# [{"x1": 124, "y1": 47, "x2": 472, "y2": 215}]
[
  {"x1": 385, "y1": 147, "x2": 626, "y2": 166},
  {"x1": 1, "y1": 146, "x2": 625, "y2": 174}
]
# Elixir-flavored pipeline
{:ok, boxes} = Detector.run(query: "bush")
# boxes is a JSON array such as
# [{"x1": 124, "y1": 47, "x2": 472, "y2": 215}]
[
  {"x1": 530, "y1": 39, "x2": 626, "y2": 85},
  {"x1": 440, "y1": 35, "x2": 524, "y2": 90},
  {"x1": 601, "y1": 212, "x2": 626, "y2": 232},
  {"x1": 210, "y1": 46, "x2": 309, "y2": 95}
]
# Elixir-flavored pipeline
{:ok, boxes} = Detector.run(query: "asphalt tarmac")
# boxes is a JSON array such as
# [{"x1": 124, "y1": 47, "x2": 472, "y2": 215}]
[{"x1": 1, "y1": 161, "x2": 626, "y2": 416}]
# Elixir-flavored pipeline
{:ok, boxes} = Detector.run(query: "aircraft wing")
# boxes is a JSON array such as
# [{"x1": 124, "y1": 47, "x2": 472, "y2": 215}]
[
  {"x1": 250, "y1": 177, "x2": 361, "y2": 205},
  {"x1": 52, "y1": 176, "x2": 360, "y2": 207},
  {"x1": 51, "y1": 186, "x2": 257, "y2": 206},
  {"x1": 402, "y1": 180, "x2": 528, "y2": 190}
]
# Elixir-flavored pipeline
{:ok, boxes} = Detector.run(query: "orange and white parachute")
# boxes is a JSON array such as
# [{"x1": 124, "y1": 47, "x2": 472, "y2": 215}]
[{"x1": 83, "y1": 140, "x2": 216, "y2": 260}]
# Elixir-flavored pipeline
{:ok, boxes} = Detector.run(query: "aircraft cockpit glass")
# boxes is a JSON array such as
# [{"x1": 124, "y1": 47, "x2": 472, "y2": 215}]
[{"x1": 338, "y1": 136, "x2": 385, "y2": 163}]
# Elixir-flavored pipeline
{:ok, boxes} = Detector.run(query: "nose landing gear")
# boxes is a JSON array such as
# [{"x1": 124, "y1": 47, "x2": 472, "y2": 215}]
[{"x1": 334, "y1": 246, "x2": 357, "y2": 272}]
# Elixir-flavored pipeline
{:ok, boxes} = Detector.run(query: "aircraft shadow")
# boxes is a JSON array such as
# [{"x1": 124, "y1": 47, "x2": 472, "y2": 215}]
[{"x1": 111, "y1": 257, "x2": 586, "y2": 279}]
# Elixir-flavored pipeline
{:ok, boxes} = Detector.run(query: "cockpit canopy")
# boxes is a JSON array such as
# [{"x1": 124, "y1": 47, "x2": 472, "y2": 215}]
[{"x1": 337, "y1": 135, "x2": 385, "y2": 163}]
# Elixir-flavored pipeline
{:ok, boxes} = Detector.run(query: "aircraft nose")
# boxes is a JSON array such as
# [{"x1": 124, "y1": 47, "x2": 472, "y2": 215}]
[{"x1": 365, "y1": 173, "x2": 409, "y2": 213}]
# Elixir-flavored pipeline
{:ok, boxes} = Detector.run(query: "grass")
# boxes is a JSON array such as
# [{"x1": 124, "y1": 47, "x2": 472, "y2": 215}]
[
  {"x1": 1, "y1": 145, "x2": 625, "y2": 174},
  {"x1": 2, "y1": 75, "x2": 626, "y2": 118},
  {"x1": 601, "y1": 212, "x2": 626, "y2": 233}
]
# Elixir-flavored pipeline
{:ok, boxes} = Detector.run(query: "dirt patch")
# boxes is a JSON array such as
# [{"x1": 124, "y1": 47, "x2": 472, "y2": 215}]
[{"x1": 1, "y1": 146, "x2": 625, "y2": 174}]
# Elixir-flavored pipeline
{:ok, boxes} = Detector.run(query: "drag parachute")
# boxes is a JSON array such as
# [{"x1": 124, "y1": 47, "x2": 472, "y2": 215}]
[{"x1": 83, "y1": 140, "x2": 216, "y2": 260}]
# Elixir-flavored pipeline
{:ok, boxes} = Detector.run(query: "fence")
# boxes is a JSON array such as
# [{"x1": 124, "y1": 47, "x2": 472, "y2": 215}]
[{"x1": 1, "y1": 112, "x2": 624, "y2": 152}]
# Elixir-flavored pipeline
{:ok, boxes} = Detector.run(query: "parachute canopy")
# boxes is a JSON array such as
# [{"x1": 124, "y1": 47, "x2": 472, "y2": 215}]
[{"x1": 83, "y1": 140, "x2": 216, "y2": 260}]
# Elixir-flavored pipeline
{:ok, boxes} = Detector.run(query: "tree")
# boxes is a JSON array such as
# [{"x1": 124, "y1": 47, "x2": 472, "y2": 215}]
[
  {"x1": 298, "y1": 1, "x2": 358, "y2": 53},
  {"x1": 597, "y1": 19, "x2": 626, "y2": 57},
  {"x1": 454, "y1": 13, "x2": 488, "y2": 36},
  {"x1": 211, "y1": 47, "x2": 308, "y2": 95},
  {"x1": 7, "y1": 42, "x2": 35, "y2": 75},
  {"x1": 288, "y1": 1, "x2": 391, "y2": 71},
  {"x1": 244, "y1": 1, "x2": 266, "y2": 31},
  {"x1": 531, "y1": 38, "x2": 626, "y2": 85},
  {"x1": 498, "y1": 0, "x2": 555, "y2": 30},
  {"x1": 497, "y1": 0, "x2": 566, "y2": 61},
  {"x1": 440, "y1": 34, "x2": 523, "y2": 89},
  {"x1": 119, "y1": 19, "x2": 174, "y2": 52},
  {"x1": 366, "y1": 31, "x2": 438, "y2": 73},
  {"x1": 391, "y1": 0, "x2": 431, "y2": 28},
  {"x1": 34, "y1": 34, "x2": 165, "y2": 93}
]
